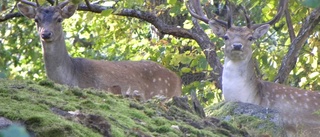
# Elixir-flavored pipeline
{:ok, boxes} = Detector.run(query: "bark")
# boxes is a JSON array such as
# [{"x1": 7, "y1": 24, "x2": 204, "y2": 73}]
[{"x1": 274, "y1": 7, "x2": 320, "y2": 84}]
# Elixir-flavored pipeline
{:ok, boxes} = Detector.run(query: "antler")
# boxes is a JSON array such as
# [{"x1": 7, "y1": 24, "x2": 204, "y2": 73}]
[
  {"x1": 20, "y1": 0, "x2": 39, "y2": 7},
  {"x1": 187, "y1": 0, "x2": 287, "y2": 29},
  {"x1": 186, "y1": 0, "x2": 209, "y2": 24},
  {"x1": 19, "y1": 0, "x2": 70, "y2": 9},
  {"x1": 186, "y1": 0, "x2": 232, "y2": 28},
  {"x1": 251, "y1": 0, "x2": 288, "y2": 29},
  {"x1": 58, "y1": 0, "x2": 69, "y2": 8},
  {"x1": 240, "y1": 5, "x2": 251, "y2": 28}
]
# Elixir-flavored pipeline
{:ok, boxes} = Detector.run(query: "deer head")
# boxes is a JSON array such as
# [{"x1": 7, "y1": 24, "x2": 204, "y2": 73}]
[
  {"x1": 186, "y1": 0, "x2": 286, "y2": 62},
  {"x1": 18, "y1": 0, "x2": 78, "y2": 42},
  {"x1": 186, "y1": 1, "x2": 320, "y2": 136}
]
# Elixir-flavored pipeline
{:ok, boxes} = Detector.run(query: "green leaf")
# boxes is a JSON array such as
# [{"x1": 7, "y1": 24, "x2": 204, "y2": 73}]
[
  {"x1": 301, "y1": 0, "x2": 320, "y2": 8},
  {"x1": 101, "y1": 9, "x2": 113, "y2": 16},
  {"x1": 181, "y1": 67, "x2": 191, "y2": 73},
  {"x1": 168, "y1": 0, "x2": 177, "y2": 5},
  {"x1": 70, "y1": 0, "x2": 82, "y2": 4}
]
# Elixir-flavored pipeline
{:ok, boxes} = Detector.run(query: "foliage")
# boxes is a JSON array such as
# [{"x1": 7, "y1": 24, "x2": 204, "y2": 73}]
[
  {"x1": 0, "y1": 0, "x2": 320, "y2": 106},
  {"x1": 300, "y1": 0, "x2": 320, "y2": 8}
]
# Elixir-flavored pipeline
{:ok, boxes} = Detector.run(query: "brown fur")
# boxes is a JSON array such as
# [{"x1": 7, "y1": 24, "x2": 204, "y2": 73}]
[
  {"x1": 18, "y1": 2, "x2": 181, "y2": 101},
  {"x1": 210, "y1": 21, "x2": 320, "y2": 136}
]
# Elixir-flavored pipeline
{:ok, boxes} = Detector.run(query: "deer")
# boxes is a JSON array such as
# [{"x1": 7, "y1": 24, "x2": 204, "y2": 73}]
[
  {"x1": 17, "y1": 0, "x2": 181, "y2": 101},
  {"x1": 187, "y1": 0, "x2": 320, "y2": 136}
]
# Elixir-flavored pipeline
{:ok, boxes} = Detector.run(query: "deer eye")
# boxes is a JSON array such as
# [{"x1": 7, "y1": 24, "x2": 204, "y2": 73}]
[
  {"x1": 223, "y1": 35, "x2": 229, "y2": 40},
  {"x1": 248, "y1": 36, "x2": 254, "y2": 41},
  {"x1": 57, "y1": 18, "x2": 63, "y2": 23}
]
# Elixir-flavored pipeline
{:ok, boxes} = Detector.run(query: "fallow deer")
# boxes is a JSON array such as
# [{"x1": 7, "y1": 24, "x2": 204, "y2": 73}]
[
  {"x1": 17, "y1": 0, "x2": 181, "y2": 101},
  {"x1": 187, "y1": 0, "x2": 320, "y2": 136}
]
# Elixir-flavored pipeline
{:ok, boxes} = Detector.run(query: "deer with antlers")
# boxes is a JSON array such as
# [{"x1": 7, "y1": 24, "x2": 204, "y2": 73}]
[
  {"x1": 17, "y1": 0, "x2": 182, "y2": 101},
  {"x1": 187, "y1": 0, "x2": 320, "y2": 136}
]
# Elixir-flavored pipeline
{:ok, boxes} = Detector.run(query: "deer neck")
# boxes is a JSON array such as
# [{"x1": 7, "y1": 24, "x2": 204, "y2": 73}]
[
  {"x1": 222, "y1": 55, "x2": 261, "y2": 104},
  {"x1": 41, "y1": 34, "x2": 77, "y2": 85}
]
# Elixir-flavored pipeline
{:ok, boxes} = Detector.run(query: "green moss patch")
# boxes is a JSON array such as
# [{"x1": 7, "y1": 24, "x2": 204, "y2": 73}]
[
  {"x1": 206, "y1": 102, "x2": 286, "y2": 136},
  {"x1": 0, "y1": 79, "x2": 250, "y2": 137}
]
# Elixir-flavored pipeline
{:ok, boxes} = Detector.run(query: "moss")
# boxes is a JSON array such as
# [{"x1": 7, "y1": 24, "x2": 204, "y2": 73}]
[
  {"x1": 38, "y1": 80, "x2": 55, "y2": 88},
  {"x1": 143, "y1": 108, "x2": 155, "y2": 117},
  {"x1": 0, "y1": 87, "x2": 9, "y2": 94},
  {"x1": 25, "y1": 116, "x2": 45, "y2": 127},
  {"x1": 163, "y1": 131, "x2": 180, "y2": 137},
  {"x1": 69, "y1": 87, "x2": 87, "y2": 98},
  {"x1": 207, "y1": 102, "x2": 284, "y2": 136},
  {"x1": 155, "y1": 125, "x2": 171, "y2": 133},
  {"x1": 128, "y1": 110, "x2": 148, "y2": 120},
  {"x1": 154, "y1": 117, "x2": 167, "y2": 126},
  {"x1": 206, "y1": 102, "x2": 237, "y2": 116},
  {"x1": 99, "y1": 104, "x2": 111, "y2": 110},
  {"x1": 0, "y1": 79, "x2": 256, "y2": 137},
  {"x1": 129, "y1": 102, "x2": 144, "y2": 110},
  {"x1": 110, "y1": 126, "x2": 124, "y2": 137},
  {"x1": 79, "y1": 100, "x2": 97, "y2": 109}
]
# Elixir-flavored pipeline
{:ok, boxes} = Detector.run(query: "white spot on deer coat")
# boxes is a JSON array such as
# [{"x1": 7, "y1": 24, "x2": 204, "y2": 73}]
[{"x1": 290, "y1": 94, "x2": 294, "y2": 99}]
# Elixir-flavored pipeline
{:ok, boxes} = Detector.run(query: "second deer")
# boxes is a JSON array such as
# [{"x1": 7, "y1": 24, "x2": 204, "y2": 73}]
[
  {"x1": 187, "y1": 0, "x2": 320, "y2": 136},
  {"x1": 17, "y1": 0, "x2": 181, "y2": 101}
]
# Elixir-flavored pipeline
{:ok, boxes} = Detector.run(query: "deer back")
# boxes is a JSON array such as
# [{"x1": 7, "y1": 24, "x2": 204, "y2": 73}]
[
  {"x1": 18, "y1": 0, "x2": 182, "y2": 101},
  {"x1": 74, "y1": 59, "x2": 182, "y2": 101}
]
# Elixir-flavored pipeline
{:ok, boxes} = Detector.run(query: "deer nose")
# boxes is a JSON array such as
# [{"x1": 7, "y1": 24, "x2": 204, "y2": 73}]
[
  {"x1": 41, "y1": 32, "x2": 53, "y2": 39},
  {"x1": 232, "y1": 43, "x2": 243, "y2": 50}
]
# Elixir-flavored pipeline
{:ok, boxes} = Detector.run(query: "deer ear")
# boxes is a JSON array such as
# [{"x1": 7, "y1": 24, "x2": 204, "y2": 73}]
[
  {"x1": 253, "y1": 24, "x2": 270, "y2": 39},
  {"x1": 17, "y1": 4, "x2": 36, "y2": 19},
  {"x1": 208, "y1": 20, "x2": 226, "y2": 38},
  {"x1": 61, "y1": 4, "x2": 78, "y2": 18}
]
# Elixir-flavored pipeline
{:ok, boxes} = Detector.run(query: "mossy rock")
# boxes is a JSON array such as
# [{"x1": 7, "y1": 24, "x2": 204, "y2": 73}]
[
  {"x1": 206, "y1": 101, "x2": 286, "y2": 137},
  {"x1": 0, "y1": 79, "x2": 251, "y2": 137}
]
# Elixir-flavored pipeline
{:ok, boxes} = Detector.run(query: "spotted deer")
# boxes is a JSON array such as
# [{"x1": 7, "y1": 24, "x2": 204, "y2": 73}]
[
  {"x1": 187, "y1": 0, "x2": 320, "y2": 136},
  {"x1": 17, "y1": 0, "x2": 181, "y2": 101}
]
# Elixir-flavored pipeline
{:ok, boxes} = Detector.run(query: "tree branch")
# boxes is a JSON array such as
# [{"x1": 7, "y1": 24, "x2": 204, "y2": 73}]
[
  {"x1": 0, "y1": 3, "x2": 109, "y2": 22},
  {"x1": 0, "y1": 12, "x2": 23, "y2": 22},
  {"x1": 189, "y1": 18, "x2": 223, "y2": 89},
  {"x1": 115, "y1": 9, "x2": 194, "y2": 39},
  {"x1": 285, "y1": 7, "x2": 295, "y2": 42},
  {"x1": 77, "y1": 3, "x2": 110, "y2": 13},
  {"x1": 84, "y1": 0, "x2": 93, "y2": 11},
  {"x1": 274, "y1": 7, "x2": 320, "y2": 84}
]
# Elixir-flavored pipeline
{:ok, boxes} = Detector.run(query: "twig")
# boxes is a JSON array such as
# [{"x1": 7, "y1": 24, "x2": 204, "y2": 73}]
[{"x1": 285, "y1": 7, "x2": 295, "y2": 42}]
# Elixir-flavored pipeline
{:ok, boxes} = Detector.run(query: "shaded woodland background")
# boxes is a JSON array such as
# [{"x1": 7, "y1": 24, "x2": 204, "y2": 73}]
[{"x1": 0, "y1": 0, "x2": 320, "y2": 105}]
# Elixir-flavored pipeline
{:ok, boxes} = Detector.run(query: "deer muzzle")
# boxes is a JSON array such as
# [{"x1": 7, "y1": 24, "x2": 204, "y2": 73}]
[
  {"x1": 41, "y1": 31, "x2": 53, "y2": 40},
  {"x1": 232, "y1": 43, "x2": 243, "y2": 50}
]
